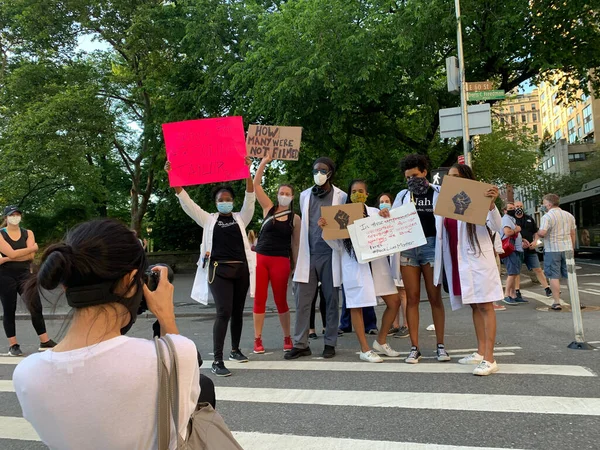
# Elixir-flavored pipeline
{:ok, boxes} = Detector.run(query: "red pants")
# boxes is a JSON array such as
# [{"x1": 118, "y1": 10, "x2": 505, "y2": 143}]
[{"x1": 254, "y1": 254, "x2": 291, "y2": 314}]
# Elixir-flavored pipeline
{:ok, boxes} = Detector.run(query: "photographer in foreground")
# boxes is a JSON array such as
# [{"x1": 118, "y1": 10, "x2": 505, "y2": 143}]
[{"x1": 13, "y1": 219, "x2": 215, "y2": 450}]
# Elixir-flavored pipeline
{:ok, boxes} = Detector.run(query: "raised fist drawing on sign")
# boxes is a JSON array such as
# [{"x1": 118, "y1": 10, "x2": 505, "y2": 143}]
[
  {"x1": 334, "y1": 209, "x2": 350, "y2": 229},
  {"x1": 452, "y1": 191, "x2": 472, "y2": 215}
]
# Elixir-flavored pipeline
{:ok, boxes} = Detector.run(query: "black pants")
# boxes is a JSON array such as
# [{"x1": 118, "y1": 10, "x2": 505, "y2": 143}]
[
  {"x1": 0, "y1": 268, "x2": 46, "y2": 339},
  {"x1": 309, "y1": 285, "x2": 327, "y2": 330},
  {"x1": 199, "y1": 375, "x2": 216, "y2": 409},
  {"x1": 208, "y1": 262, "x2": 250, "y2": 362}
]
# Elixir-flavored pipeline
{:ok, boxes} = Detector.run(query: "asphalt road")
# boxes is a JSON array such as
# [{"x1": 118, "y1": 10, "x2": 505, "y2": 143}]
[{"x1": 1, "y1": 258, "x2": 599, "y2": 449}]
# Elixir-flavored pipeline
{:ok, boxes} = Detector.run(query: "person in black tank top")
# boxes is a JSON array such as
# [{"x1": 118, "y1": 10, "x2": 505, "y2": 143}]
[
  {"x1": 252, "y1": 155, "x2": 301, "y2": 354},
  {"x1": 0, "y1": 206, "x2": 56, "y2": 356}
]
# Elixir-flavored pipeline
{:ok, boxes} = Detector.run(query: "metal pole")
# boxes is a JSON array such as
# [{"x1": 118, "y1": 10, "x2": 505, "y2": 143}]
[
  {"x1": 455, "y1": 0, "x2": 470, "y2": 165},
  {"x1": 565, "y1": 245, "x2": 594, "y2": 349}
]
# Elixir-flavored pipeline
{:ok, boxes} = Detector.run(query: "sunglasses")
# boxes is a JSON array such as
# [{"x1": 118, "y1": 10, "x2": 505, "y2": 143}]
[{"x1": 312, "y1": 169, "x2": 329, "y2": 175}]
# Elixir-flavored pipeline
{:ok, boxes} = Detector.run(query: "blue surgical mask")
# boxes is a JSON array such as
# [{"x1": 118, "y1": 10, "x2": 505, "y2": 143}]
[
  {"x1": 379, "y1": 203, "x2": 391, "y2": 210},
  {"x1": 540, "y1": 205, "x2": 547, "y2": 213},
  {"x1": 217, "y1": 202, "x2": 234, "y2": 214}
]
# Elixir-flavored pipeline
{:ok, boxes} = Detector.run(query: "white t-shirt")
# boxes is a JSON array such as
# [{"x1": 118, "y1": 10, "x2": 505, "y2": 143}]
[{"x1": 14, "y1": 334, "x2": 200, "y2": 450}]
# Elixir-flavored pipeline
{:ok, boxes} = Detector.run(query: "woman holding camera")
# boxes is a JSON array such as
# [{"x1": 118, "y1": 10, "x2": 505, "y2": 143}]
[
  {"x1": 165, "y1": 159, "x2": 256, "y2": 377},
  {"x1": 13, "y1": 219, "x2": 215, "y2": 449}
]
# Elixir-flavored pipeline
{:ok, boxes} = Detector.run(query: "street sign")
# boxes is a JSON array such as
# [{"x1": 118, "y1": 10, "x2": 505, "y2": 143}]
[
  {"x1": 432, "y1": 167, "x2": 449, "y2": 186},
  {"x1": 446, "y1": 57, "x2": 459, "y2": 94},
  {"x1": 467, "y1": 90, "x2": 506, "y2": 101},
  {"x1": 439, "y1": 104, "x2": 492, "y2": 139},
  {"x1": 466, "y1": 81, "x2": 493, "y2": 92}
]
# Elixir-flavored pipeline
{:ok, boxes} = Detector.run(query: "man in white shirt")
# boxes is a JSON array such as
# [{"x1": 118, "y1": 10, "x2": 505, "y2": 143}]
[{"x1": 537, "y1": 194, "x2": 576, "y2": 310}]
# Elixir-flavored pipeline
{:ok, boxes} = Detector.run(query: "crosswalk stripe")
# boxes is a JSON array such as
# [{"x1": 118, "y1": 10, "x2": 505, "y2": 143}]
[
  {"x1": 354, "y1": 352, "x2": 516, "y2": 359},
  {"x1": 216, "y1": 387, "x2": 600, "y2": 416},
  {"x1": 519, "y1": 289, "x2": 563, "y2": 307},
  {"x1": 232, "y1": 431, "x2": 526, "y2": 450},
  {"x1": 0, "y1": 416, "x2": 39, "y2": 441},
  {"x1": 205, "y1": 360, "x2": 596, "y2": 377},
  {"x1": 0, "y1": 417, "x2": 525, "y2": 449}
]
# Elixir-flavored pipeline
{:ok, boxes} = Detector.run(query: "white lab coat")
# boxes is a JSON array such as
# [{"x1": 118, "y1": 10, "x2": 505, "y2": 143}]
[
  {"x1": 293, "y1": 186, "x2": 347, "y2": 287},
  {"x1": 330, "y1": 207, "x2": 397, "y2": 308},
  {"x1": 176, "y1": 189, "x2": 256, "y2": 305},
  {"x1": 433, "y1": 207, "x2": 504, "y2": 311}
]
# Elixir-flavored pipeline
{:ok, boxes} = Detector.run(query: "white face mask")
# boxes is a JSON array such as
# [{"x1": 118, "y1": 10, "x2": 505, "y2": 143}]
[
  {"x1": 314, "y1": 173, "x2": 329, "y2": 186},
  {"x1": 7, "y1": 216, "x2": 21, "y2": 226},
  {"x1": 278, "y1": 195, "x2": 293, "y2": 207}
]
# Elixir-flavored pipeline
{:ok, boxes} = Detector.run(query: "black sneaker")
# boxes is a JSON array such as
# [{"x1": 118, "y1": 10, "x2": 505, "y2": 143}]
[
  {"x1": 322, "y1": 345, "x2": 335, "y2": 359},
  {"x1": 38, "y1": 340, "x2": 57, "y2": 351},
  {"x1": 308, "y1": 332, "x2": 318, "y2": 340},
  {"x1": 284, "y1": 346, "x2": 311, "y2": 360},
  {"x1": 229, "y1": 349, "x2": 249, "y2": 363},
  {"x1": 211, "y1": 361, "x2": 232, "y2": 377},
  {"x1": 405, "y1": 346, "x2": 421, "y2": 364},
  {"x1": 8, "y1": 344, "x2": 23, "y2": 357},
  {"x1": 545, "y1": 287, "x2": 552, "y2": 297},
  {"x1": 515, "y1": 290, "x2": 523, "y2": 300}
]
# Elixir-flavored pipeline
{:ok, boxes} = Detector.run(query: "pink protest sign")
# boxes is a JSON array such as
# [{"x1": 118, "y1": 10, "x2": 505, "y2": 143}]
[{"x1": 162, "y1": 116, "x2": 249, "y2": 187}]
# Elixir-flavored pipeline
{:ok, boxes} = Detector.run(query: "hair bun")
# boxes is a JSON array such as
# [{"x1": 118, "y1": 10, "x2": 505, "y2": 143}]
[{"x1": 38, "y1": 244, "x2": 73, "y2": 290}]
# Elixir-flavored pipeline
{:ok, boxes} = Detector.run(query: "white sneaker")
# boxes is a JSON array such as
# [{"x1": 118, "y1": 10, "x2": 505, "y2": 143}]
[
  {"x1": 458, "y1": 352, "x2": 484, "y2": 365},
  {"x1": 473, "y1": 360, "x2": 499, "y2": 376},
  {"x1": 359, "y1": 350, "x2": 384, "y2": 363},
  {"x1": 372, "y1": 340, "x2": 401, "y2": 357}
]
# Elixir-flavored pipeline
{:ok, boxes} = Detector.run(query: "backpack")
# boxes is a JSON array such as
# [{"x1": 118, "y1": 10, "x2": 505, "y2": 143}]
[{"x1": 155, "y1": 336, "x2": 244, "y2": 450}]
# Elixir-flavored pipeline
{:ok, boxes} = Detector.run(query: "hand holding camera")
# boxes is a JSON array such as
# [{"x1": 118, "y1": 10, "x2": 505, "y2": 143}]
[{"x1": 142, "y1": 265, "x2": 177, "y2": 334}]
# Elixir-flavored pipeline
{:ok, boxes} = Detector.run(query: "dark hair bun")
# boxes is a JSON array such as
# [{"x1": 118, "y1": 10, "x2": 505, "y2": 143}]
[{"x1": 38, "y1": 244, "x2": 73, "y2": 290}]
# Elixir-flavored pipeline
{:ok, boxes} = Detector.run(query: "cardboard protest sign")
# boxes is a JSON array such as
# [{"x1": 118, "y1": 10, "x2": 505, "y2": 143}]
[
  {"x1": 246, "y1": 125, "x2": 302, "y2": 160},
  {"x1": 320, "y1": 203, "x2": 365, "y2": 240},
  {"x1": 434, "y1": 175, "x2": 495, "y2": 225},
  {"x1": 163, "y1": 116, "x2": 249, "y2": 187},
  {"x1": 348, "y1": 203, "x2": 427, "y2": 263}
]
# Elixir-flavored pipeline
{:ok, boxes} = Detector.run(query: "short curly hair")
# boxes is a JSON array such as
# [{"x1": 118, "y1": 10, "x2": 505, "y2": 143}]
[
  {"x1": 212, "y1": 185, "x2": 235, "y2": 201},
  {"x1": 400, "y1": 154, "x2": 429, "y2": 173}
]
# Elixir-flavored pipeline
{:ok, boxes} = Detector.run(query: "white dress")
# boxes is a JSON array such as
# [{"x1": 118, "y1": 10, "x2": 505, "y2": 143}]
[{"x1": 339, "y1": 207, "x2": 398, "y2": 308}]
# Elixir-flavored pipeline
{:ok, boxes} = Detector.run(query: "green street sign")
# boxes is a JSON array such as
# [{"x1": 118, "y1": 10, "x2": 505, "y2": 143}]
[{"x1": 467, "y1": 90, "x2": 505, "y2": 101}]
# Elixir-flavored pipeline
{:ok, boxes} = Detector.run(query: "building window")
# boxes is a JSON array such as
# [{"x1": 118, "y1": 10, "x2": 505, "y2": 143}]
[
  {"x1": 520, "y1": 105, "x2": 525, "y2": 112},
  {"x1": 577, "y1": 114, "x2": 581, "y2": 125},
  {"x1": 510, "y1": 106, "x2": 515, "y2": 113},
  {"x1": 568, "y1": 119, "x2": 576, "y2": 143},
  {"x1": 551, "y1": 156, "x2": 556, "y2": 166},
  {"x1": 511, "y1": 116, "x2": 516, "y2": 124},
  {"x1": 584, "y1": 105, "x2": 594, "y2": 134},
  {"x1": 569, "y1": 153, "x2": 587, "y2": 162},
  {"x1": 582, "y1": 93, "x2": 590, "y2": 102},
  {"x1": 522, "y1": 115, "x2": 527, "y2": 123},
  {"x1": 578, "y1": 127, "x2": 582, "y2": 138},
  {"x1": 533, "y1": 124, "x2": 538, "y2": 133},
  {"x1": 554, "y1": 129, "x2": 562, "y2": 140},
  {"x1": 532, "y1": 103, "x2": 536, "y2": 110},
  {"x1": 541, "y1": 93, "x2": 546, "y2": 101},
  {"x1": 532, "y1": 113, "x2": 537, "y2": 121},
  {"x1": 553, "y1": 117, "x2": 560, "y2": 128},
  {"x1": 501, "y1": 117, "x2": 506, "y2": 125},
  {"x1": 538, "y1": 164, "x2": 543, "y2": 171}
]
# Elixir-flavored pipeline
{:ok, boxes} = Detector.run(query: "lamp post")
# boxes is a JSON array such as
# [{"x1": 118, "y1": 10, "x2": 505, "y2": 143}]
[{"x1": 455, "y1": 0, "x2": 471, "y2": 165}]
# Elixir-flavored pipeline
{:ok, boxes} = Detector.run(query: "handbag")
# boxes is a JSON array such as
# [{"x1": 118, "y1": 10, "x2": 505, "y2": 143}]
[
  {"x1": 155, "y1": 336, "x2": 244, "y2": 450},
  {"x1": 500, "y1": 235, "x2": 516, "y2": 259}
]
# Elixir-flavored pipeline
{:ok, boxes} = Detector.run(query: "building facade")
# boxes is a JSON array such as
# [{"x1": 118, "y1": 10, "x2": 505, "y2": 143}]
[{"x1": 493, "y1": 89, "x2": 543, "y2": 140}]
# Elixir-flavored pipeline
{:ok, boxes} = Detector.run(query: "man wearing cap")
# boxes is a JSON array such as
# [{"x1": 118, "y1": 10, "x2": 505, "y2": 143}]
[{"x1": 286, "y1": 157, "x2": 346, "y2": 359}]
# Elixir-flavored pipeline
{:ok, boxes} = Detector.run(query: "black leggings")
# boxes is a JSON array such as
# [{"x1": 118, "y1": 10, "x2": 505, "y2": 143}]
[
  {"x1": 0, "y1": 268, "x2": 46, "y2": 339},
  {"x1": 309, "y1": 285, "x2": 327, "y2": 330},
  {"x1": 208, "y1": 262, "x2": 250, "y2": 362}
]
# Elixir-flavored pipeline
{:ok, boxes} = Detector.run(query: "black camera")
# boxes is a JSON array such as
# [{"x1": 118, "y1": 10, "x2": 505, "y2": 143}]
[
  {"x1": 138, "y1": 263, "x2": 174, "y2": 315},
  {"x1": 144, "y1": 263, "x2": 175, "y2": 291}
]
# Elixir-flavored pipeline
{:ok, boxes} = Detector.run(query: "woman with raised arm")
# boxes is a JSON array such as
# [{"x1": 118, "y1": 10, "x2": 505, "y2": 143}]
[
  {"x1": 252, "y1": 155, "x2": 301, "y2": 354},
  {"x1": 0, "y1": 206, "x2": 55, "y2": 356},
  {"x1": 165, "y1": 158, "x2": 255, "y2": 377}
]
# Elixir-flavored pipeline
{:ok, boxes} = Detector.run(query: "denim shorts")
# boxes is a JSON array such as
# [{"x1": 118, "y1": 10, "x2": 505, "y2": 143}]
[
  {"x1": 523, "y1": 251, "x2": 541, "y2": 270},
  {"x1": 544, "y1": 251, "x2": 568, "y2": 279},
  {"x1": 400, "y1": 236, "x2": 436, "y2": 267},
  {"x1": 503, "y1": 251, "x2": 522, "y2": 276}
]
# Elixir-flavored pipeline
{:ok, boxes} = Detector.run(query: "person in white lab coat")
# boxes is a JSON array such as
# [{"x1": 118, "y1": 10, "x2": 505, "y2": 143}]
[
  {"x1": 165, "y1": 158, "x2": 255, "y2": 378},
  {"x1": 433, "y1": 164, "x2": 503, "y2": 376},
  {"x1": 319, "y1": 180, "x2": 401, "y2": 363}
]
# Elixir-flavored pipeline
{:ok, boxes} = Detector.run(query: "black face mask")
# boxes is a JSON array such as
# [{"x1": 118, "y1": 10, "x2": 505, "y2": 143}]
[
  {"x1": 515, "y1": 207, "x2": 524, "y2": 216},
  {"x1": 507, "y1": 210, "x2": 516, "y2": 217},
  {"x1": 65, "y1": 280, "x2": 144, "y2": 335},
  {"x1": 311, "y1": 185, "x2": 331, "y2": 198}
]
